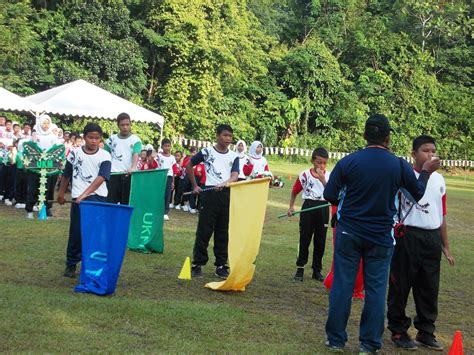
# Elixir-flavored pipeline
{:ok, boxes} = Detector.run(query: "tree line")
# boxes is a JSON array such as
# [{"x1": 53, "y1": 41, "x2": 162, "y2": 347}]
[{"x1": 1, "y1": 0, "x2": 472, "y2": 159}]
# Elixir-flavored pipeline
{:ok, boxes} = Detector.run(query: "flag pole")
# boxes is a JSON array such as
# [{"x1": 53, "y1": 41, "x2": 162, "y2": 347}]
[{"x1": 278, "y1": 203, "x2": 331, "y2": 218}]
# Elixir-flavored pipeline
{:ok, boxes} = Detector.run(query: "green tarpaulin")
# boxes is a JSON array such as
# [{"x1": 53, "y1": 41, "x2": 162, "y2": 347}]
[{"x1": 128, "y1": 169, "x2": 167, "y2": 253}]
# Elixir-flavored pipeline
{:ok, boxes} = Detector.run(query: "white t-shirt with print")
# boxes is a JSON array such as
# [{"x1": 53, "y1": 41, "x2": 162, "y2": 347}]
[
  {"x1": 106, "y1": 134, "x2": 142, "y2": 173},
  {"x1": 191, "y1": 146, "x2": 239, "y2": 186},
  {"x1": 66, "y1": 147, "x2": 111, "y2": 198},
  {"x1": 250, "y1": 156, "x2": 269, "y2": 175},
  {"x1": 298, "y1": 168, "x2": 331, "y2": 201},
  {"x1": 156, "y1": 153, "x2": 176, "y2": 177},
  {"x1": 401, "y1": 170, "x2": 446, "y2": 230}
]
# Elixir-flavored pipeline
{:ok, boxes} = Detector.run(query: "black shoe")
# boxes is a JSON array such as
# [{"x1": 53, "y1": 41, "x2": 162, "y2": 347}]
[
  {"x1": 191, "y1": 265, "x2": 202, "y2": 278},
  {"x1": 293, "y1": 267, "x2": 304, "y2": 281},
  {"x1": 46, "y1": 209, "x2": 53, "y2": 217},
  {"x1": 416, "y1": 333, "x2": 443, "y2": 351},
  {"x1": 215, "y1": 265, "x2": 229, "y2": 279},
  {"x1": 312, "y1": 271, "x2": 324, "y2": 281},
  {"x1": 391, "y1": 333, "x2": 418, "y2": 351},
  {"x1": 63, "y1": 265, "x2": 76, "y2": 278}
]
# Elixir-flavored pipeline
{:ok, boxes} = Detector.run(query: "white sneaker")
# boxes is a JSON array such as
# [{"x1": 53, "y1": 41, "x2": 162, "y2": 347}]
[
  {"x1": 4, "y1": 199, "x2": 12, "y2": 206},
  {"x1": 189, "y1": 208, "x2": 197, "y2": 214},
  {"x1": 175, "y1": 204, "x2": 181, "y2": 210},
  {"x1": 169, "y1": 203, "x2": 175, "y2": 209},
  {"x1": 33, "y1": 205, "x2": 39, "y2": 212},
  {"x1": 182, "y1": 204, "x2": 190, "y2": 212},
  {"x1": 164, "y1": 214, "x2": 170, "y2": 221},
  {"x1": 0, "y1": 195, "x2": 3, "y2": 200},
  {"x1": 26, "y1": 212, "x2": 34, "y2": 219},
  {"x1": 15, "y1": 203, "x2": 25, "y2": 209}
]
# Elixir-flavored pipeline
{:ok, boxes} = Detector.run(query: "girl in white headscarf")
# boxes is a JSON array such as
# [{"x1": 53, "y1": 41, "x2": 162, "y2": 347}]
[
  {"x1": 35, "y1": 114, "x2": 59, "y2": 151},
  {"x1": 244, "y1": 140, "x2": 270, "y2": 177},
  {"x1": 234, "y1": 140, "x2": 249, "y2": 181},
  {"x1": 25, "y1": 114, "x2": 61, "y2": 219}
]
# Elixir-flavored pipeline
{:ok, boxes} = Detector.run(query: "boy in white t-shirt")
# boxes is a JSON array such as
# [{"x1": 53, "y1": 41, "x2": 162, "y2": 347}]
[
  {"x1": 387, "y1": 135, "x2": 455, "y2": 351},
  {"x1": 186, "y1": 124, "x2": 240, "y2": 279},
  {"x1": 155, "y1": 138, "x2": 177, "y2": 220},
  {"x1": 105, "y1": 112, "x2": 142, "y2": 205},
  {"x1": 288, "y1": 147, "x2": 331, "y2": 282},
  {"x1": 58, "y1": 123, "x2": 112, "y2": 278}
]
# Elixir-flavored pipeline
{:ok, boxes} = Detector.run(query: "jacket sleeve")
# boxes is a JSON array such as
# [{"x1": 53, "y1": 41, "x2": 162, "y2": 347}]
[
  {"x1": 323, "y1": 161, "x2": 344, "y2": 205},
  {"x1": 400, "y1": 159, "x2": 429, "y2": 202}
]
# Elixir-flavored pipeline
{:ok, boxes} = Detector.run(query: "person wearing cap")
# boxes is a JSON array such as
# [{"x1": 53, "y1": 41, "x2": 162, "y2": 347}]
[{"x1": 323, "y1": 114, "x2": 441, "y2": 353}]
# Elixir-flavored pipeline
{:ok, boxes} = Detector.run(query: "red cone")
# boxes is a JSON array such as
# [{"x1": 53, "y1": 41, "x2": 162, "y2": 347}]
[{"x1": 448, "y1": 330, "x2": 464, "y2": 355}]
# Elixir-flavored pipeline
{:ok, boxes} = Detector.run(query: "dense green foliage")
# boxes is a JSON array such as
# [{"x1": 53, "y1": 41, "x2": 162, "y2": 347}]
[{"x1": 0, "y1": 0, "x2": 472, "y2": 158}]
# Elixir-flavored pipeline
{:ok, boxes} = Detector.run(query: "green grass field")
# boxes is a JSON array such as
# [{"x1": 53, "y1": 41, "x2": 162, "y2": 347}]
[{"x1": 1, "y1": 159, "x2": 473, "y2": 353}]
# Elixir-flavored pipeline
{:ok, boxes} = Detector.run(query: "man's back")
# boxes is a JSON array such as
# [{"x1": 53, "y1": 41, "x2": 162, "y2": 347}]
[{"x1": 324, "y1": 147, "x2": 427, "y2": 246}]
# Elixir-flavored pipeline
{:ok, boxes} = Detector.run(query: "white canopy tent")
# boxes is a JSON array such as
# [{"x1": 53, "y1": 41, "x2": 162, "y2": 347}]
[
  {"x1": 26, "y1": 79, "x2": 164, "y2": 136},
  {"x1": 0, "y1": 87, "x2": 40, "y2": 113}
]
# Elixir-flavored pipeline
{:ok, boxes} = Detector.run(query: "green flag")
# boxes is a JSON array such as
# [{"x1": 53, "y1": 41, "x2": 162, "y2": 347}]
[{"x1": 128, "y1": 169, "x2": 168, "y2": 253}]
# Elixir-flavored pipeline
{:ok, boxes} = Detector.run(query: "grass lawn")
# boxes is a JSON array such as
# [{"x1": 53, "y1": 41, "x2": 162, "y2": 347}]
[{"x1": 1, "y1": 159, "x2": 472, "y2": 353}]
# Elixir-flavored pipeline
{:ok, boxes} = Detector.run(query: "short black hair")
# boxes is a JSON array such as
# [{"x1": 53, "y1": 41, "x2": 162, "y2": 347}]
[
  {"x1": 312, "y1": 147, "x2": 329, "y2": 160},
  {"x1": 216, "y1": 124, "x2": 233, "y2": 135},
  {"x1": 83, "y1": 123, "x2": 103, "y2": 137},
  {"x1": 189, "y1": 146, "x2": 197, "y2": 153},
  {"x1": 413, "y1": 135, "x2": 436, "y2": 151},
  {"x1": 364, "y1": 128, "x2": 388, "y2": 145},
  {"x1": 117, "y1": 112, "x2": 131, "y2": 125},
  {"x1": 13, "y1": 123, "x2": 20, "y2": 128},
  {"x1": 6, "y1": 120, "x2": 12, "y2": 124},
  {"x1": 23, "y1": 122, "x2": 31, "y2": 127},
  {"x1": 161, "y1": 138, "x2": 171, "y2": 146},
  {"x1": 70, "y1": 132, "x2": 77, "y2": 138}
]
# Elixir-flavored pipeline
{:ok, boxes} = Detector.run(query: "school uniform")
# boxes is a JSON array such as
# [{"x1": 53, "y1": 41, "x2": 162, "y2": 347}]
[
  {"x1": 14, "y1": 151, "x2": 27, "y2": 205},
  {"x1": 293, "y1": 168, "x2": 331, "y2": 273},
  {"x1": 105, "y1": 133, "x2": 142, "y2": 204},
  {"x1": 190, "y1": 146, "x2": 239, "y2": 266},
  {"x1": 156, "y1": 153, "x2": 177, "y2": 214},
  {"x1": 387, "y1": 170, "x2": 447, "y2": 337},
  {"x1": 63, "y1": 147, "x2": 111, "y2": 267}
]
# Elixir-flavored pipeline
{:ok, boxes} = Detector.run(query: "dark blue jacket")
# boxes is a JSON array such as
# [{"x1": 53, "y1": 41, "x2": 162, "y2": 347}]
[{"x1": 323, "y1": 147, "x2": 429, "y2": 247}]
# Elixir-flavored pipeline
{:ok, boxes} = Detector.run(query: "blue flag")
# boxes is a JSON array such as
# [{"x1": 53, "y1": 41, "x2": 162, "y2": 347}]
[{"x1": 75, "y1": 201, "x2": 134, "y2": 296}]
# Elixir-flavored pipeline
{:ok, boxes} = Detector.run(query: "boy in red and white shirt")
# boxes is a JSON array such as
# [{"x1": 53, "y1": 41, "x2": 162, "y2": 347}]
[
  {"x1": 288, "y1": 147, "x2": 331, "y2": 282},
  {"x1": 387, "y1": 135, "x2": 455, "y2": 351}
]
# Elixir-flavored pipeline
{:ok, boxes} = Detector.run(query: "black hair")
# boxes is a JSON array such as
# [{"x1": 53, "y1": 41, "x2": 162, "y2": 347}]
[
  {"x1": 161, "y1": 138, "x2": 171, "y2": 146},
  {"x1": 189, "y1": 146, "x2": 197, "y2": 153},
  {"x1": 117, "y1": 112, "x2": 131, "y2": 125},
  {"x1": 6, "y1": 120, "x2": 12, "y2": 124},
  {"x1": 364, "y1": 128, "x2": 388, "y2": 145},
  {"x1": 216, "y1": 124, "x2": 233, "y2": 135},
  {"x1": 413, "y1": 135, "x2": 436, "y2": 151},
  {"x1": 83, "y1": 123, "x2": 103, "y2": 137},
  {"x1": 13, "y1": 123, "x2": 20, "y2": 128},
  {"x1": 23, "y1": 122, "x2": 31, "y2": 127},
  {"x1": 70, "y1": 132, "x2": 77, "y2": 138},
  {"x1": 175, "y1": 150, "x2": 183, "y2": 155},
  {"x1": 312, "y1": 147, "x2": 329, "y2": 160}
]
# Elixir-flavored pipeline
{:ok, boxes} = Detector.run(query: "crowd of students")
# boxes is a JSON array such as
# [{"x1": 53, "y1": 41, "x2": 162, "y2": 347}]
[
  {"x1": 0, "y1": 114, "x2": 84, "y2": 215},
  {"x1": 0, "y1": 111, "x2": 455, "y2": 353}
]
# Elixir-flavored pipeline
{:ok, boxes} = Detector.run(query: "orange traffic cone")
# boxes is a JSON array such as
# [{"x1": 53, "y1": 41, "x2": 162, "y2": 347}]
[{"x1": 448, "y1": 330, "x2": 464, "y2": 355}]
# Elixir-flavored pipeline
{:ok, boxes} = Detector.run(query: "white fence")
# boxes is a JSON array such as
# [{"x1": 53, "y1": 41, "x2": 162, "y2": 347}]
[{"x1": 173, "y1": 137, "x2": 474, "y2": 168}]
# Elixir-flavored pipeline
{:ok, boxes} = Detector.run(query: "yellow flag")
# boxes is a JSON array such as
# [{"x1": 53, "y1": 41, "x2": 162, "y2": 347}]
[{"x1": 205, "y1": 178, "x2": 270, "y2": 291}]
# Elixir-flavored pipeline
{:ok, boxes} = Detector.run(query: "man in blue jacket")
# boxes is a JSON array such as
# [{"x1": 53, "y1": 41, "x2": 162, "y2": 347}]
[{"x1": 323, "y1": 114, "x2": 440, "y2": 353}]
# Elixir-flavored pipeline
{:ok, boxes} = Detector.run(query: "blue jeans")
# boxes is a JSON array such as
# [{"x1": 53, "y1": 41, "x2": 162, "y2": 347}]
[{"x1": 326, "y1": 228, "x2": 394, "y2": 352}]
